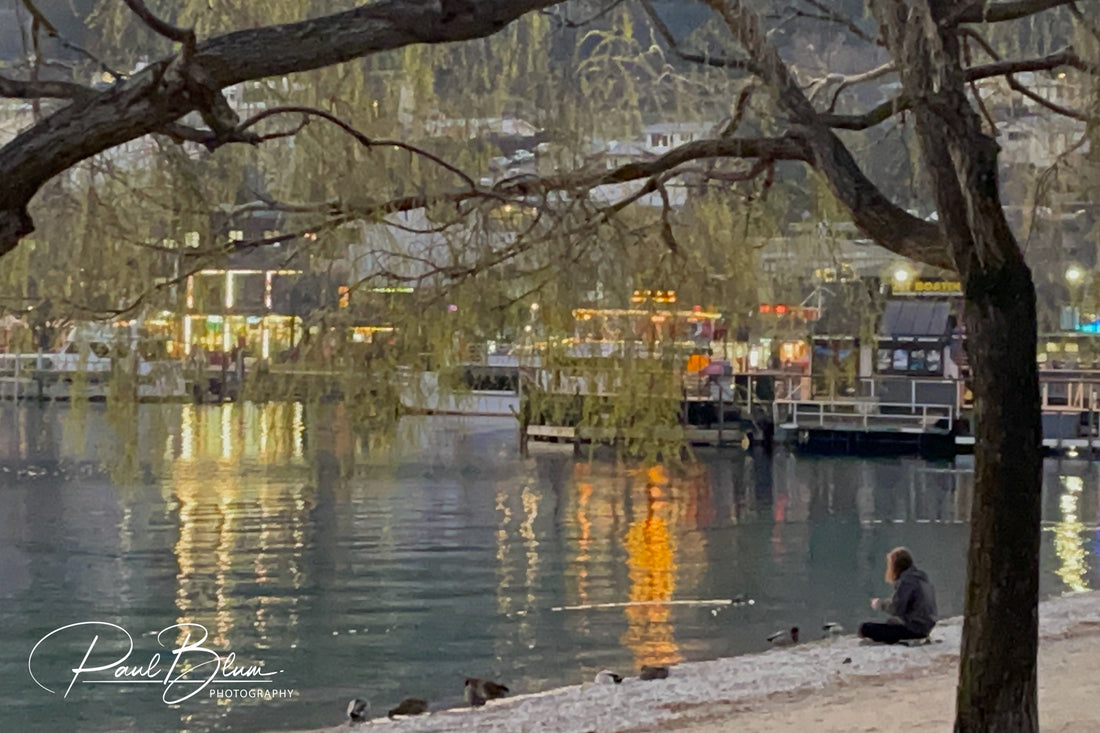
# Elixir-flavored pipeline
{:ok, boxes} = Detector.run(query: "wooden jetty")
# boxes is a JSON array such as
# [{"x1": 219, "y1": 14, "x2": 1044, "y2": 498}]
[{"x1": 520, "y1": 365, "x2": 777, "y2": 451}]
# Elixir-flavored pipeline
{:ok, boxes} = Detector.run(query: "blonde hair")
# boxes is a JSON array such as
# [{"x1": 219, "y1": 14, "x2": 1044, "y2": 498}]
[{"x1": 885, "y1": 547, "x2": 914, "y2": 583}]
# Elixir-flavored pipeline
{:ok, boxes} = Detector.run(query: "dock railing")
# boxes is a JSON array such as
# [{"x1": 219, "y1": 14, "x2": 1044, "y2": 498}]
[
  {"x1": 779, "y1": 398, "x2": 955, "y2": 431},
  {"x1": 1040, "y1": 375, "x2": 1100, "y2": 412},
  {"x1": 777, "y1": 372, "x2": 1100, "y2": 435},
  {"x1": 774, "y1": 375, "x2": 963, "y2": 433}
]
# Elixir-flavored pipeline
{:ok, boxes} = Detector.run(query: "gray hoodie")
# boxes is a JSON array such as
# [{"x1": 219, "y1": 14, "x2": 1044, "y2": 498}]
[{"x1": 882, "y1": 566, "x2": 938, "y2": 636}]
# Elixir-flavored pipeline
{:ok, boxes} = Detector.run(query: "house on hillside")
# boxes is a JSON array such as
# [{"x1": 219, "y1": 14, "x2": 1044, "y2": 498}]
[{"x1": 642, "y1": 122, "x2": 715, "y2": 153}]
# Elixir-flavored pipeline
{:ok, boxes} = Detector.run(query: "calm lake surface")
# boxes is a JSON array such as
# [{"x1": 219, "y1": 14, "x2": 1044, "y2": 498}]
[{"x1": 0, "y1": 403, "x2": 1097, "y2": 733}]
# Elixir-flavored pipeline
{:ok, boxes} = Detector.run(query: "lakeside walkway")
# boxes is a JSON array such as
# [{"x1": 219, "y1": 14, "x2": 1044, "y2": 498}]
[
  {"x1": 283, "y1": 592, "x2": 1100, "y2": 733},
  {"x1": 663, "y1": 628, "x2": 1100, "y2": 733}
]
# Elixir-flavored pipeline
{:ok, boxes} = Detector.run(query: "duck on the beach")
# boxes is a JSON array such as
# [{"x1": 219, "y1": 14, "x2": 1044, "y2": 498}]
[
  {"x1": 464, "y1": 677, "x2": 509, "y2": 707},
  {"x1": 595, "y1": 669, "x2": 623, "y2": 684},
  {"x1": 823, "y1": 622, "x2": 844, "y2": 638},
  {"x1": 387, "y1": 697, "x2": 428, "y2": 718},
  {"x1": 768, "y1": 626, "x2": 800, "y2": 646},
  {"x1": 639, "y1": 665, "x2": 670, "y2": 680},
  {"x1": 346, "y1": 698, "x2": 370, "y2": 725}
]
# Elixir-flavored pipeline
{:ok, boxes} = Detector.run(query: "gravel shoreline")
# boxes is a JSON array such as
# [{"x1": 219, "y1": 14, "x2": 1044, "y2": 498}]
[{"x1": 282, "y1": 591, "x2": 1100, "y2": 733}]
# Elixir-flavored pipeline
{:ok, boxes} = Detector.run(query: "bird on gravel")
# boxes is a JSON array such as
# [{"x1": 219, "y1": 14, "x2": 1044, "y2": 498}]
[
  {"x1": 823, "y1": 622, "x2": 844, "y2": 638},
  {"x1": 767, "y1": 626, "x2": 800, "y2": 646},
  {"x1": 387, "y1": 697, "x2": 429, "y2": 718},
  {"x1": 464, "y1": 677, "x2": 509, "y2": 707},
  {"x1": 639, "y1": 665, "x2": 670, "y2": 680},
  {"x1": 595, "y1": 669, "x2": 623, "y2": 684},
  {"x1": 347, "y1": 698, "x2": 370, "y2": 725}
]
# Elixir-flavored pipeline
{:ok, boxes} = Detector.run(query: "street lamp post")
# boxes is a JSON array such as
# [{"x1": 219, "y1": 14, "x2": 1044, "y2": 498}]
[{"x1": 1065, "y1": 265, "x2": 1084, "y2": 331}]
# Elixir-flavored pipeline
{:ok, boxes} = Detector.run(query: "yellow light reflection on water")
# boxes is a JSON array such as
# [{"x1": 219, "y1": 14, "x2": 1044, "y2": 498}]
[
  {"x1": 213, "y1": 484, "x2": 236, "y2": 648},
  {"x1": 518, "y1": 484, "x2": 541, "y2": 648},
  {"x1": 259, "y1": 406, "x2": 269, "y2": 457},
  {"x1": 574, "y1": 481, "x2": 593, "y2": 608},
  {"x1": 180, "y1": 405, "x2": 194, "y2": 461},
  {"x1": 1054, "y1": 475, "x2": 1089, "y2": 592},
  {"x1": 220, "y1": 405, "x2": 233, "y2": 460},
  {"x1": 521, "y1": 484, "x2": 541, "y2": 613},
  {"x1": 173, "y1": 462, "x2": 198, "y2": 616},
  {"x1": 173, "y1": 403, "x2": 312, "y2": 466},
  {"x1": 168, "y1": 403, "x2": 312, "y2": 678},
  {"x1": 621, "y1": 480, "x2": 683, "y2": 669},
  {"x1": 495, "y1": 489, "x2": 513, "y2": 617},
  {"x1": 292, "y1": 402, "x2": 304, "y2": 459}
]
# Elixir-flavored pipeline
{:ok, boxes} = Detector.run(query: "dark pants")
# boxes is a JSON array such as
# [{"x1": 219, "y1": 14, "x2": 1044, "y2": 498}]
[{"x1": 859, "y1": 621, "x2": 926, "y2": 644}]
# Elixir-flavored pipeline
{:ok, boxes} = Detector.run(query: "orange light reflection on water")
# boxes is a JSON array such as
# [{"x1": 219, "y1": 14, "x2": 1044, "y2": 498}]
[
  {"x1": 567, "y1": 460, "x2": 694, "y2": 670},
  {"x1": 622, "y1": 485, "x2": 682, "y2": 669}
]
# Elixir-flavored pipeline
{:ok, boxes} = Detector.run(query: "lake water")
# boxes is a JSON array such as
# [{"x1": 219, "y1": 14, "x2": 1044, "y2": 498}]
[{"x1": 0, "y1": 403, "x2": 1097, "y2": 733}]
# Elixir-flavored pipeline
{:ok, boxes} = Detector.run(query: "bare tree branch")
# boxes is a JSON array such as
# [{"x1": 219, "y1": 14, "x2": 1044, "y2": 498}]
[
  {"x1": 164, "y1": 107, "x2": 798, "y2": 245},
  {"x1": 952, "y1": 0, "x2": 1075, "y2": 24},
  {"x1": 717, "y1": 83, "x2": 758, "y2": 136},
  {"x1": 795, "y1": 0, "x2": 879, "y2": 45},
  {"x1": 0, "y1": 0, "x2": 569, "y2": 257},
  {"x1": 1021, "y1": 131, "x2": 1090, "y2": 254},
  {"x1": 160, "y1": 115, "x2": 311, "y2": 148},
  {"x1": 656, "y1": 180, "x2": 678, "y2": 254},
  {"x1": 532, "y1": 135, "x2": 809, "y2": 190},
  {"x1": 234, "y1": 105, "x2": 482, "y2": 193},
  {"x1": 1068, "y1": 3, "x2": 1100, "y2": 44},
  {"x1": 963, "y1": 38, "x2": 1000, "y2": 133},
  {"x1": 542, "y1": 0, "x2": 627, "y2": 29},
  {"x1": 820, "y1": 48, "x2": 1095, "y2": 130},
  {"x1": 121, "y1": 0, "x2": 196, "y2": 50},
  {"x1": 823, "y1": 62, "x2": 895, "y2": 112},
  {"x1": 702, "y1": 0, "x2": 951, "y2": 270},
  {"x1": 964, "y1": 47, "x2": 1099, "y2": 77},
  {"x1": 1005, "y1": 77, "x2": 1088, "y2": 120},
  {"x1": 0, "y1": 74, "x2": 93, "y2": 100},
  {"x1": 148, "y1": 132, "x2": 808, "y2": 265},
  {"x1": 19, "y1": 0, "x2": 121, "y2": 77},
  {"x1": 639, "y1": 0, "x2": 756, "y2": 73},
  {"x1": 962, "y1": 31, "x2": 1090, "y2": 120}
]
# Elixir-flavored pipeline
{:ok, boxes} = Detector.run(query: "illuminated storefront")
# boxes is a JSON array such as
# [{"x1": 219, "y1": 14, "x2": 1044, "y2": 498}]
[
  {"x1": 571, "y1": 305, "x2": 724, "y2": 347},
  {"x1": 181, "y1": 269, "x2": 302, "y2": 359}
]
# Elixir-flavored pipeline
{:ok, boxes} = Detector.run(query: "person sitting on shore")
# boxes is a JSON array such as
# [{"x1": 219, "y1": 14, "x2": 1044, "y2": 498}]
[{"x1": 859, "y1": 547, "x2": 937, "y2": 644}]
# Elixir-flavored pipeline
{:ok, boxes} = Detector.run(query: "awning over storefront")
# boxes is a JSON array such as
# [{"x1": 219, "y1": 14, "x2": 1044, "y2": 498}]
[{"x1": 880, "y1": 300, "x2": 953, "y2": 339}]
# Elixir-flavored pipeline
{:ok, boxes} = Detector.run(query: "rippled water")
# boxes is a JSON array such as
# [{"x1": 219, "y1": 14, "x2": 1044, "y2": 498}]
[{"x1": 0, "y1": 403, "x2": 1097, "y2": 733}]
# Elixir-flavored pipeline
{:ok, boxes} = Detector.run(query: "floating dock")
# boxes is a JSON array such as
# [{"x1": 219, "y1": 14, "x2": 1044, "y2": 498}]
[{"x1": 776, "y1": 373, "x2": 1100, "y2": 458}]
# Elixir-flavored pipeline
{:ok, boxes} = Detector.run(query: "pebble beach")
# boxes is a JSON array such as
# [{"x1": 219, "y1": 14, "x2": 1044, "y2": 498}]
[{"x1": 281, "y1": 591, "x2": 1100, "y2": 733}]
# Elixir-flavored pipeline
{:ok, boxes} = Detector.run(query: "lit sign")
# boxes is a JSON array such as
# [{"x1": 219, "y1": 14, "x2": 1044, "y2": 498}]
[
  {"x1": 631, "y1": 289, "x2": 677, "y2": 304},
  {"x1": 758, "y1": 304, "x2": 821, "y2": 320},
  {"x1": 892, "y1": 280, "x2": 963, "y2": 295}
]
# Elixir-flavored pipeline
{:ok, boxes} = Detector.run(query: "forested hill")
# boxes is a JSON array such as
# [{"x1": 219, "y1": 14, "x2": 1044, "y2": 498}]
[
  {"x1": 0, "y1": 0, "x2": 96, "y2": 60},
  {"x1": 0, "y1": 0, "x2": 871, "y2": 63}
]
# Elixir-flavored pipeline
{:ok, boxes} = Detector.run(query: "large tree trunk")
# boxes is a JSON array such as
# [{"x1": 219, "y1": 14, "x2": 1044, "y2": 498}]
[
  {"x1": 864, "y1": 2, "x2": 1045, "y2": 728},
  {"x1": 956, "y1": 261, "x2": 1043, "y2": 731}
]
